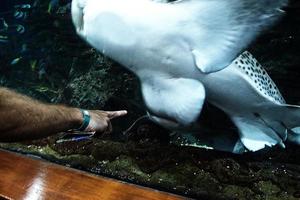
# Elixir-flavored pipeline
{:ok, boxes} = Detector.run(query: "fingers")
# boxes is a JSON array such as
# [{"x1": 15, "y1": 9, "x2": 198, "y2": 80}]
[
  {"x1": 106, "y1": 110, "x2": 128, "y2": 119},
  {"x1": 103, "y1": 120, "x2": 112, "y2": 135},
  {"x1": 86, "y1": 110, "x2": 127, "y2": 134}
]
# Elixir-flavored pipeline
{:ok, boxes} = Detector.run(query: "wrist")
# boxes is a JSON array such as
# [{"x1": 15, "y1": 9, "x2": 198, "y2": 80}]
[
  {"x1": 76, "y1": 109, "x2": 91, "y2": 131},
  {"x1": 71, "y1": 108, "x2": 84, "y2": 129}
]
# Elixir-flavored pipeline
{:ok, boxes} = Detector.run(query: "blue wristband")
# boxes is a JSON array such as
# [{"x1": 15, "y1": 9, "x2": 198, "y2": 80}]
[{"x1": 77, "y1": 109, "x2": 91, "y2": 131}]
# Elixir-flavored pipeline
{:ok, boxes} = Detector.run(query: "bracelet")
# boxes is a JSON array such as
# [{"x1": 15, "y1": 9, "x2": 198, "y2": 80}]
[{"x1": 76, "y1": 109, "x2": 91, "y2": 131}]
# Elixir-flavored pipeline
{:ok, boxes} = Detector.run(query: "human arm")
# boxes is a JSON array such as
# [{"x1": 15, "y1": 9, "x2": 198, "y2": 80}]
[{"x1": 0, "y1": 87, "x2": 127, "y2": 142}]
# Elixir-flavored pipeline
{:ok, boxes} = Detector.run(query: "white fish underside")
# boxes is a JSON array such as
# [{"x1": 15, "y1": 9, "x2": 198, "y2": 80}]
[{"x1": 71, "y1": 0, "x2": 300, "y2": 153}]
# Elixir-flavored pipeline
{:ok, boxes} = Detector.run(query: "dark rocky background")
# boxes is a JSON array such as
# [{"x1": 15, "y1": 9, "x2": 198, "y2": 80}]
[{"x1": 0, "y1": 0, "x2": 300, "y2": 199}]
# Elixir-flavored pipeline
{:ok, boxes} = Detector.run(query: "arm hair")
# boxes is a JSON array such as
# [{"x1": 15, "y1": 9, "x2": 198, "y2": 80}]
[{"x1": 0, "y1": 87, "x2": 82, "y2": 142}]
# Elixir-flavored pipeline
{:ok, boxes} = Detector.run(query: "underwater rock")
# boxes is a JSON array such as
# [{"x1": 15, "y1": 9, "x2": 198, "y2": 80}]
[
  {"x1": 128, "y1": 142, "x2": 180, "y2": 174},
  {"x1": 104, "y1": 155, "x2": 149, "y2": 182},
  {"x1": 222, "y1": 185, "x2": 259, "y2": 200},
  {"x1": 50, "y1": 139, "x2": 94, "y2": 156},
  {"x1": 255, "y1": 181, "x2": 281, "y2": 196},
  {"x1": 91, "y1": 140, "x2": 127, "y2": 161},
  {"x1": 208, "y1": 158, "x2": 258, "y2": 185}
]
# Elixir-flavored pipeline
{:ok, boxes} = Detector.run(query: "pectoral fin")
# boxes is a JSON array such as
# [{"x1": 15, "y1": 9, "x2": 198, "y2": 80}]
[
  {"x1": 192, "y1": 49, "x2": 229, "y2": 73},
  {"x1": 141, "y1": 77, "x2": 206, "y2": 126}
]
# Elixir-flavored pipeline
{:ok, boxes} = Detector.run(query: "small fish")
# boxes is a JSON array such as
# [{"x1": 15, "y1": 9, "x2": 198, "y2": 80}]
[
  {"x1": 0, "y1": 39, "x2": 8, "y2": 43},
  {"x1": 0, "y1": 18, "x2": 8, "y2": 30},
  {"x1": 30, "y1": 60, "x2": 37, "y2": 71},
  {"x1": 14, "y1": 4, "x2": 31, "y2": 9},
  {"x1": 14, "y1": 11, "x2": 28, "y2": 20},
  {"x1": 56, "y1": 136, "x2": 92, "y2": 143},
  {"x1": 47, "y1": 0, "x2": 59, "y2": 14},
  {"x1": 56, "y1": 131, "x2": 95, "y2": 143},
  {"x1": 38, "y1": 68, "x2": 47, "y2": 79},
  {"x1": 34, "y1": 86, "x2": 50, "y2": 93},
  {"x1": 21, "y1": 44, "x2": 27, "y2": 53},
  {"x1": 0, "y1": 35, "x2": 8, "y2": 43},
  {"x1": 15, "y1": 24, "x2": 25, "y2": 34},
  {"x1": 10, "y1": 57, "x2": 22, "y2": 65}
]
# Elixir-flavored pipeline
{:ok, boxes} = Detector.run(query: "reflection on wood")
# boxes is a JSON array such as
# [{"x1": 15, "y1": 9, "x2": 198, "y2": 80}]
[{"x1": 0, "y1": 150, "x2": 186, "y2": 200}]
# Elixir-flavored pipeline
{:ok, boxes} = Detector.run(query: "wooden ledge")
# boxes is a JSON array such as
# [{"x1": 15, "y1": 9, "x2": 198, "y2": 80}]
[{"x1": 0, "y1": 150, "x2": 186, "y2": 200}]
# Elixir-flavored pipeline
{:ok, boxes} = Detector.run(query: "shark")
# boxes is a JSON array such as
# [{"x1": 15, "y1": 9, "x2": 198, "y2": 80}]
[{"x1": 71, "y1": 0, "x2": 300, "y2": 153}]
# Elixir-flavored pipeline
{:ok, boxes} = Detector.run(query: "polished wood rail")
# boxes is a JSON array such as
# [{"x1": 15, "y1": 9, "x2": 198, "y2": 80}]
[{"x1": 0, "y1": 150, "x2": 186, "y2": 200}]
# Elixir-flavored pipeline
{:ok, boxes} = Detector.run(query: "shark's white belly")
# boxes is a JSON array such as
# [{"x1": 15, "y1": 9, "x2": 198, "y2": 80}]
[{"x1": 81, "y1": 7, "x2": 200, "y2": 79}]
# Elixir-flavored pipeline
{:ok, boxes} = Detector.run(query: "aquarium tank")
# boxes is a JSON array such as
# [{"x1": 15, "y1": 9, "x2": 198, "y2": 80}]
[{"x1": 0, "y1": 0, "x2": 300, "y2": 199}]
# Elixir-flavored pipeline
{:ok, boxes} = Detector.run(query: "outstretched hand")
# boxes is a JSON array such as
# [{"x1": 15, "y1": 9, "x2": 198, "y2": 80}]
[{"x1": 84, "y1": 110, "x2": 127, "y2": 134}]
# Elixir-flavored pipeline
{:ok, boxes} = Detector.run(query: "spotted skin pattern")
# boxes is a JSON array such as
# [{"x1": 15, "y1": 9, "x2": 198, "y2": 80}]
[{"x1": 234, "y1": 51, "x2": 285, "y2": 104}]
